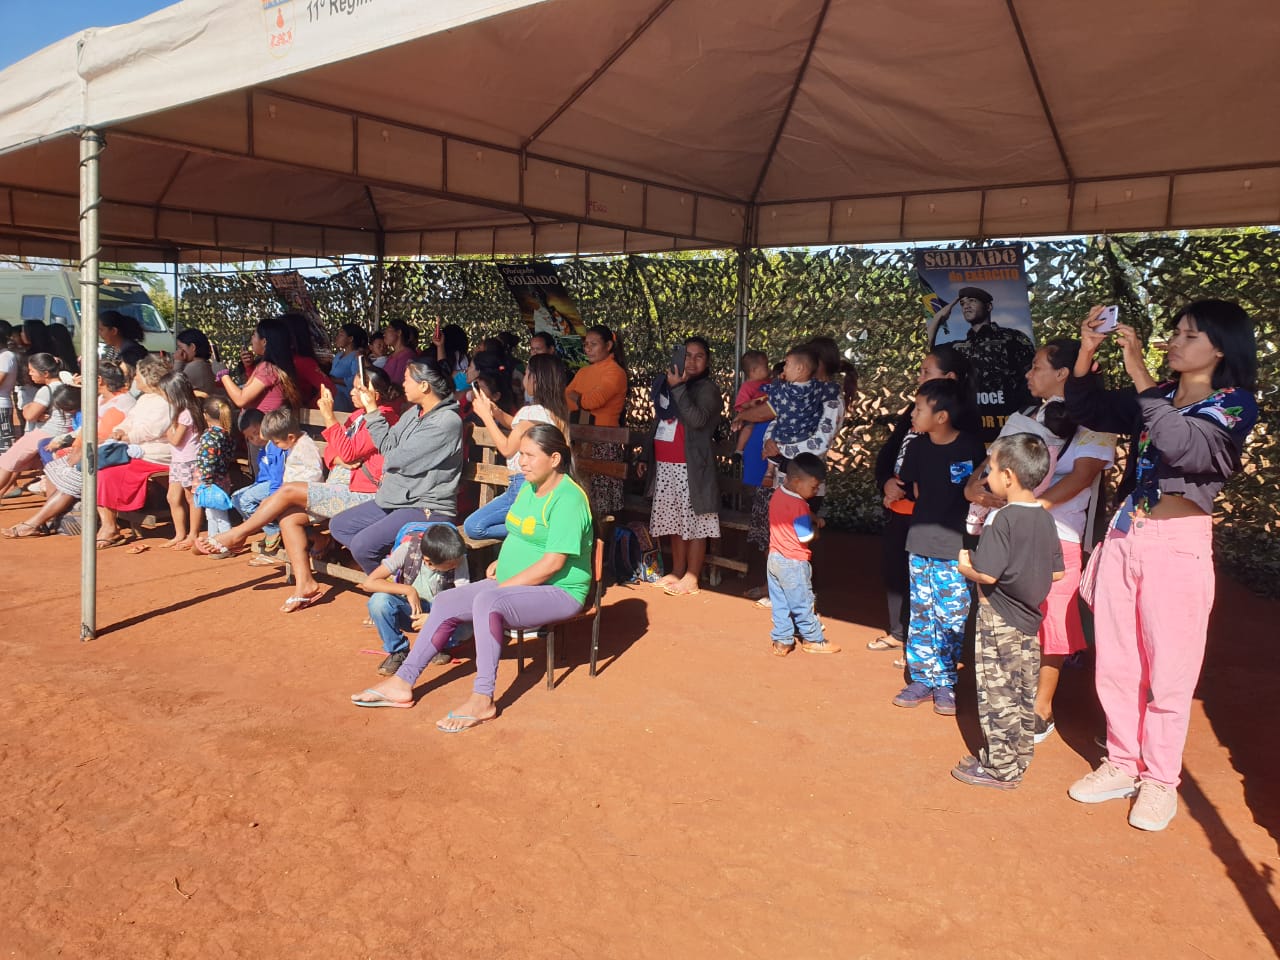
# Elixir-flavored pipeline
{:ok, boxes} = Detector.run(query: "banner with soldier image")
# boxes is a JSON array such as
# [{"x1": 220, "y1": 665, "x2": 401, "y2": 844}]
[
  {"x1": 496, "y1": 260, "x2": 587, "y2": 366},
  {"x1": 915, "y1": 244, "x2": 1036, "y2": 442}
]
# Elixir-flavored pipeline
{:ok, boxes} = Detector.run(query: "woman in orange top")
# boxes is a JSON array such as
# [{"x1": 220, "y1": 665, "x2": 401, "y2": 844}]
[{"x1": 565, "y1": 325, "x2": 628, "y2": 513}]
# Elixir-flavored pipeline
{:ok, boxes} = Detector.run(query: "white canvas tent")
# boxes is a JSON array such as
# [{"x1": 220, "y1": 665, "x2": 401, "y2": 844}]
[
  {"x1": 2, "y1": 0, "x2": 1278, "y2": 263},
  {"x1": 0, "y1": 0, "x2": 1277, "y2": 636}
]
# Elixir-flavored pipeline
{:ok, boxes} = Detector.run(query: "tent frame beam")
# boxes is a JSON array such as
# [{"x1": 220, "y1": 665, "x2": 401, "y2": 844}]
[
  {"x1": 750, "y1": 0, "x2": 834, "y2": 206},
  {"x1": 1004, "y1": 0, "x2": 1074, "y2": 183},
  {"x1": 521, "y1": 0, "x2": 678, "y2": 152}
]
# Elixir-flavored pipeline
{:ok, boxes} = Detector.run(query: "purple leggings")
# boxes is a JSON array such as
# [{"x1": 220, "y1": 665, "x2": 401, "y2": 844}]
[{"x1": 396, "y1": 578, "x2": 584, "y2": 696}]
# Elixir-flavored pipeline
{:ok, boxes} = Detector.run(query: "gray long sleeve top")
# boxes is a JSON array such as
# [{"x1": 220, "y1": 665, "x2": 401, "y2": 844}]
[{"x1": 365, "y1": 396, "x2": 463, "y2": 515}]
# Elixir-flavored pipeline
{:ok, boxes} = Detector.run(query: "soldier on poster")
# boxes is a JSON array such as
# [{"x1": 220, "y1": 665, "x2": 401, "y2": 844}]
[
  {"x1": 496, "y1": 261, "x2": 587, "y2": 366},
  {"x1": 915, "y1": 246, "x2": 1036, "y2": 441}
]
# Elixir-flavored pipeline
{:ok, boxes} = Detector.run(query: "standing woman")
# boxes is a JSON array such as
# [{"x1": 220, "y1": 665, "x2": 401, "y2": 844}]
[
  {"x1": 0, "y1": 321, "x2": 19, "y2": 455},
  {"x1": 1064, "y1": 301, "x2": 1258, "y2": 832},
  {"x1": 1020, "y1": 339, "x2": 1115, "y2": 741},
  {"x1": 350, "y1": 424, "x2": 593, "y2": 731},
  {"x1": 380, "y1": 318, "x2": 419, "y2": 390},
  {"x1": 649, "y1": 336, "x2": 721, "y2": 596},
  {"x1": 328, "y1": 359, "x2": 463, "y2": 573},
  {"x1": 174, "y1": 328, "x2": 218, "y2": 393},
  {"x1": 46, "y1": 324, "x2": 80, "y2": 375},
  {"x1": 465, "y1": 352, "x2": 570, "y2": 541},
  {"x1": 565, "y1": 324, "x2": 629, "y2": 516},
  {"x1": 870, "y1": 344, "x2": 972, "y2": 652},
  {"x1": 282, "y1": 311, "x2": 335, "y2": 406}
]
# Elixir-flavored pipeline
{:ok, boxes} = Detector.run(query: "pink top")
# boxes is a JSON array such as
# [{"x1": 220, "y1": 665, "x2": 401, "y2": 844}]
[
  {"x1": 170, "y1": 409, "x2": 199, "y2": 464},
  {"x1": 250, "y1": 363, "x2": 286, "y2": 412}
]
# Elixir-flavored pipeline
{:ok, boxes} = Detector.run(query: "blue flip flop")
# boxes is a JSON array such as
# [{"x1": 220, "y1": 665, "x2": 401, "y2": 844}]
[
  {"x1": 435, "y1": 711, "x2": 494, "y2": 733},
  {"x1": 351, "y1": 689, "x2": 413, "y2": 709}
]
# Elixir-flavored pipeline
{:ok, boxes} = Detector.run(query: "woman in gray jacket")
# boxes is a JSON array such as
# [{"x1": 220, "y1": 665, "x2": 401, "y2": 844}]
[
  {"x1": 650, "y1": 336, "x2": 721, "y2": 596},
  {"x1": 330, "y1": 359, "x2": 463, "y2": 572}
]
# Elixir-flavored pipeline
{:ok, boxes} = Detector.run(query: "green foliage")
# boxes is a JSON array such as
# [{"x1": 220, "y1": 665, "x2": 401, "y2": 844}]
[{"x1": 175, "y1": 233, "x2": 1280, "y2": 595}]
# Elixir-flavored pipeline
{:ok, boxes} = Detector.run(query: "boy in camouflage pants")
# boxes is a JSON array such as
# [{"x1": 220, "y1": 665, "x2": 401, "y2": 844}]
[{"x1": 955, "y1": 434, "x2": 1064, "y2": 789}]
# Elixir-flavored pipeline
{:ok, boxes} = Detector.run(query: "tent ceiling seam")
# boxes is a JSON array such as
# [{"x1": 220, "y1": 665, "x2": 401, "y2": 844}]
[
  {"x1": 749, "y1": 0, "x2": 833, "y2": 205},
  {"x1": 520, "y1": 0, "x2": 679, "y2": 152},
  {"x1": 1004, "y1": 0, "x2": 1073, "y2": 183}
]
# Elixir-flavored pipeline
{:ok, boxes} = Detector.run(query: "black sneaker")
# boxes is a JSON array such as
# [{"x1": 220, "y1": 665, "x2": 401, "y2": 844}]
[
  {"x1": 377, "y1": 651, "x2": 408, "y2": 676},
  {"x1": 951, "y1": 756, "x2": 1020, "y2": 790},
  {"x1": 1033, "y1": 714, "x2": 1056, "y2": 745}
]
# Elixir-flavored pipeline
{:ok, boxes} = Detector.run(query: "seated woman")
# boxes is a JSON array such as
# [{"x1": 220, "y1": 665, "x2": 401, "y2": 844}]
[
  {"x1": 2, "y1": 363, "x2": 136, "y2": 538},
  {"x1": 0, "y1": 352, "x2": 64, "y2": 500},
  {"x1": 464, "y1": 353, "x2": 570, "y2": 541},
  {"x1": 173, "y1": 329, "x2": 218, "y2": 393},
  {"x1": 328, "y1": 359, "x2": 463, "y2": 574},
  {"x1": 96, "y1": 355, "x2": 175, "y2": 549},
  {"x1": 351, "y1": 424, "x2": 593, "y2": 732}
]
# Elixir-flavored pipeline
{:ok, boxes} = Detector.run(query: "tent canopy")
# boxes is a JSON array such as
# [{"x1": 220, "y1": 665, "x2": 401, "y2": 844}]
[{"x1": 1, "y1": 0, "x2": 1277, "y2": 262}]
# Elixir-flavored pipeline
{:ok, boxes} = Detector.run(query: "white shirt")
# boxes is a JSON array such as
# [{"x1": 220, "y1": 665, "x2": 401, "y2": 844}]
[{"x1": 507, "y1": 403, "x2": 553, "y2": 472}]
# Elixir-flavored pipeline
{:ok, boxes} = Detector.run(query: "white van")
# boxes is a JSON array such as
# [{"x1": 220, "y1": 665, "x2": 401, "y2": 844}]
[{"x1": 0, "y1": 268, "x2": 176, "y2": 355}]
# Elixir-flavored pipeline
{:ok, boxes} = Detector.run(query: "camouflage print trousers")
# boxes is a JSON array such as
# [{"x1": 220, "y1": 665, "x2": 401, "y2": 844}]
[
  {"x1": 975, "y1": 602, "x2": 1041, "y2": 781},
  {"x1": 906, "y1": 554, "x2": 971, "y2": 688}
]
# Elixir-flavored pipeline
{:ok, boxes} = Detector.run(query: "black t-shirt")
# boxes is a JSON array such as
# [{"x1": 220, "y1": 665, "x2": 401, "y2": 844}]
[
  {"x1": 971, "y1": 502, "x2": 1064, "y2": 635},
  {"x1": 898, "y1": 431, "x2": 986, "y2": 560}
]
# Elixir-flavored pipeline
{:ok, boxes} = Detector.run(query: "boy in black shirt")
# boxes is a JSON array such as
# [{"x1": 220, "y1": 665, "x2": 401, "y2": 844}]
[
  {"x1": 893, "y1": 380, "x2": 987, "y2": 715},
  {"x1": 954, "y1": 434, "x2": 1064, "y2": 789}
]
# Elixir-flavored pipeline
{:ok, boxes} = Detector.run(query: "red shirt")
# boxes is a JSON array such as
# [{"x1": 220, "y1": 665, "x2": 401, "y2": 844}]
[
  {"x1": 654, "y1": 419, "x2": 686, "y2": 464},
  {"x1": 768, "y1": 485, "x2": 817, "y2": 561}
]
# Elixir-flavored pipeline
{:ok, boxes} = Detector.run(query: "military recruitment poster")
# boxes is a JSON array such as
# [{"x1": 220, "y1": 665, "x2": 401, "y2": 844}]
[
  {"x1": 496, "y1": 261, "x2": 588, "y2": 364},
  {"x1": 914, "y1": 244, "x2": 1036, "y2": 441}
]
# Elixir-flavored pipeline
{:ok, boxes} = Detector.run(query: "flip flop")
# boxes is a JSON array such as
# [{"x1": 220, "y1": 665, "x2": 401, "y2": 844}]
[
  {"x1": 2, "y1": 521, "x2": 47, "y2": 539},
  {"x1": 280, "y1": 589, "x2": 326, "y2": 613},
  {"x1": 350, "y1": 689, "x2": 413, "y2": 709},
  {"x1": 96, "y1": 534, "x2": 127, "y2": 550},
  {"x1": 663, "y1": 584, "x2": 700, "y2": 597},
  {"x1": 435, "y1": 710, "x2": 495, "y2": 733},
  {"x1": 866, "y1": 635, "x2": 903, "y2": 651},
  {"x1": 126, "y1": 543, "x2": 150, "y2": 554},
  {"x1": 247, "y1": 553, "x2": 283, "y2": 567}
]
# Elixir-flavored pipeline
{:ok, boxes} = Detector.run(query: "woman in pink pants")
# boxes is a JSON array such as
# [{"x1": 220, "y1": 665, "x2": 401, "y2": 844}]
[{"x1": 1062, "y1": 301, "x2": 1258, "y2": 832}]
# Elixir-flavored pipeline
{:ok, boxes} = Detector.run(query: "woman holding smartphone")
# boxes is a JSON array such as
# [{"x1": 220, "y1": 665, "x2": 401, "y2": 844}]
[{"x1": 1063, "y1": 301, "x2": 1258, "y2": 832}]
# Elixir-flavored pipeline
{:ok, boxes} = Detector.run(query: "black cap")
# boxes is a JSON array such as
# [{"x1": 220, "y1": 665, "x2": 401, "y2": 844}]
[{"x1": 956, "y1": 286, "x2": 993, "y2": 305}]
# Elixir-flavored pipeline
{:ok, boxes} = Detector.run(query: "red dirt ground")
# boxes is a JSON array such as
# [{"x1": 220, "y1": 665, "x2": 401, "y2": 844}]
[{"x1": 1, "y1": 501, "x2": 1278, "y2": 959}]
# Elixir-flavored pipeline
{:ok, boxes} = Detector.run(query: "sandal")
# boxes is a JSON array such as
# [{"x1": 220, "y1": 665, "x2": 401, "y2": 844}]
[
  {"x1": 95, "y1": 534, "x2": 127, "y2": 550},
  {"x1": 280, "y1": 588, "x2": 326, "y2": 613},
  {"x1": 866, "y1": 634, "x2": 903, "y2": 651},
  {"x1": 247, "y1": 553, "x2": 284, "y2": 567},
  {"x1": 2, "y1": 521, "x2": 47, "y2": 539}
]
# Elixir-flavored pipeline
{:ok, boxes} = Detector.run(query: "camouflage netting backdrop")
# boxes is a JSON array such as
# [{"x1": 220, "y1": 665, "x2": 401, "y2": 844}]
[{"x1": 177, "y1": 233, "x2": 1279, "y2": 596}]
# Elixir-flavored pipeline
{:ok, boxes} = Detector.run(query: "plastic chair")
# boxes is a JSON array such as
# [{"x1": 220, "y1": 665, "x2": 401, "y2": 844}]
[{"x1": 515, "y1": 517, "x2": 615, "y2": 691}]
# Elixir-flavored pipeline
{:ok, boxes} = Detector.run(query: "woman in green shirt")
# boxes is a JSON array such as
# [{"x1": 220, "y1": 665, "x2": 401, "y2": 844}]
[{"x1": 351, "y1": 423, "x2": 593, "y2": 731}]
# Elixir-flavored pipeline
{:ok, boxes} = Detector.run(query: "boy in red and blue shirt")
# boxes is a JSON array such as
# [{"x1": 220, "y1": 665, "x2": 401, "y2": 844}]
[{"x1": 767, "y1": 453, "x2": 841, "y2": 656}]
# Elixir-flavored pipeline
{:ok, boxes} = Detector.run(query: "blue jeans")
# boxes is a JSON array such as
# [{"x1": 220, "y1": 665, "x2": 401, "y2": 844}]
[
  {"x1": 462, "y1": 473, "x2": 523, "y2": 541},
  {"x1": 766, "y1": 552, "x2": 824, "y2": 646},
  {"x1": 232, "y1": 480, "x2": 278, "y2": 536},
  {"x1": 367, "y1": 592, "x2": 474, "y2": 655}
]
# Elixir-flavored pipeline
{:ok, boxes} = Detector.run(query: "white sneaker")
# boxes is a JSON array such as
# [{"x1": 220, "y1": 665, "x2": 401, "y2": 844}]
[
  {"x1": 1128, "y1": 780, "x2": 1177, "y2": 832},
  {"x1": 1068, "y1": 760, "x2": 1139, "y2": 804}
]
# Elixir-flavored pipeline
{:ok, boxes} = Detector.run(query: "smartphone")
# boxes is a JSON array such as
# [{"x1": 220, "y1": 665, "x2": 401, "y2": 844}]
[
  {"x1": 356, "y1": 354, "x2": 366, "y2": 387},
  {"x1": 671, "y1": 343, "x2": 687, "y2": 377},
  {"x1": 434, "y1": 317, "x2": 442, "y2": 342},
  {"x1": 1095, "y1": 305, "x2": 1120, "y2": 334}
]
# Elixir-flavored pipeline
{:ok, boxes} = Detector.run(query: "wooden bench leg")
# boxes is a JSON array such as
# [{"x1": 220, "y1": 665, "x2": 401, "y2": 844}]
[{"x1": 545, "y1": 627, "x2": 556, "y2": 691}]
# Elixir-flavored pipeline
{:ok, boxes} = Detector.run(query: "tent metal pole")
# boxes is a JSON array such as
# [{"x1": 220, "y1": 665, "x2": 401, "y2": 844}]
[
  {"x1": 78, "y1": 128, "x2": 104, "y2": 642},
  {"x1": 372, "y1": 233, "x2": 385, "y2": 329},
  {"x1": 173, "y1": 259, "x2": 181, "y2": 331},
  {"x1": 734, "y1": 246, "x2": 751, "y2": 395}
]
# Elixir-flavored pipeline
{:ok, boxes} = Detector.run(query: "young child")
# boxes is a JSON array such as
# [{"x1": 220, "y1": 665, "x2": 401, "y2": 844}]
[
  {"x1": 195, "y1": 396, "x2": 237, "y2": 541},
  {"x1": 759, "y1": 346, "x2": 840, "y2": 472},
  {"x1": 360, "y1": 523, "x2": 472, "y2": 676},
  {"x1": 264, "y1": 408, "x2": 324, "y2": 486},
  {"x1": 892, "y1": 378, "x2": 987, "y2": 715},
  {"x1": 732, "y1": 350, "x2": 771, "y2": 457},
  {"x1": 160, "y1": 371, "x2": 207, "y2": 549},
  {"x1": 766, "y1": 452, "x2": 840, "y2": 657},
  {"x1": 953, "y1": 434, "x2": 1064, "y2": 789},
  {"x1": 231, "y1": 408, "x2": 285, "y2": 550}
]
